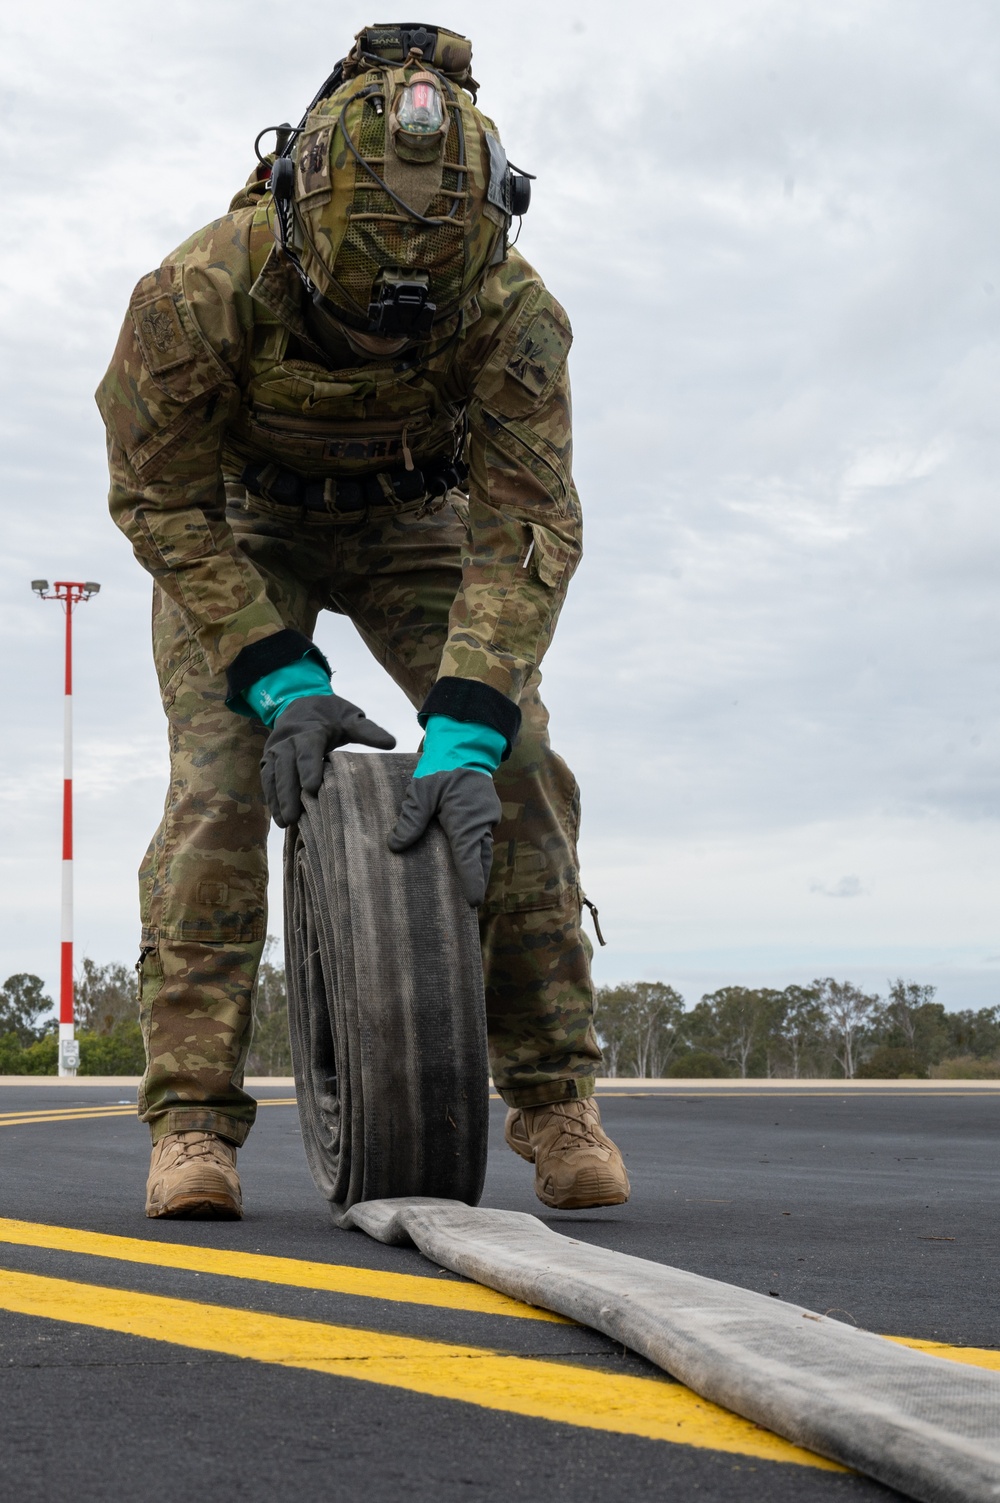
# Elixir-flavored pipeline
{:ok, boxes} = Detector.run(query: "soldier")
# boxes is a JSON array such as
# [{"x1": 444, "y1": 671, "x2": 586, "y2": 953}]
[{"x1": 96, "y1": 22, "x2": 629, "y2": 1218}]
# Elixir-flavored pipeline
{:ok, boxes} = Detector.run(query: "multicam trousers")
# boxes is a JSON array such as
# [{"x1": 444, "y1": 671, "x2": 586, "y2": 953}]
[{"x1": 137, "y1": 489, "x2": 603, "y2": 1145}]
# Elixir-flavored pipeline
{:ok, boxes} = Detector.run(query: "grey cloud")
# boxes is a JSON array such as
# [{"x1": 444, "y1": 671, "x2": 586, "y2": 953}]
[
  {"x1": 3, "y1": 0, "x2": 1000, "y2": 1007},
  {"x1": 810, "y1": 876, "x2": 865, "y2": 899}
]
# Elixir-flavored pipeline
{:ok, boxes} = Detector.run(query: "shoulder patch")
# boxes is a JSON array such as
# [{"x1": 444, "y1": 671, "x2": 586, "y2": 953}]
[
  {"x1": 296, "y1": 124, "x2": 334, "y2": 201},
  {"x1": 132, "y1": 289, "x2": 195, "y2": 375},
  {"x1": 505, "y1": 308, "x2": 572, "y2": 399}
]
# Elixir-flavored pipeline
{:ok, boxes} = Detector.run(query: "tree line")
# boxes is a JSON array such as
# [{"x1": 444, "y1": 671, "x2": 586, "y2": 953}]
[
  {"x1": 3, "y1": 957, "x2": 997, "y2": 1079},
  {"x1": 594, "y1": 978, "x2": 1000, "y2": 1078},
  {"x1": 0, "y1": 939, "x2": 291, "y2": 1076}
]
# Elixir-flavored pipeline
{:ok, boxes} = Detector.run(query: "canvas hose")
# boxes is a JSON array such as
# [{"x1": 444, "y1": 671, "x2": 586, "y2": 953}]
[
  {"x1": 283, "y1": 756, "x2": 1000, "y2": 1502},
  {"x1": 340, "y1": 1198, "x2": 1000, "y2": 1503},
  {"x1": 283, "y1": 750, "x2": 489, "y2": 1211}
]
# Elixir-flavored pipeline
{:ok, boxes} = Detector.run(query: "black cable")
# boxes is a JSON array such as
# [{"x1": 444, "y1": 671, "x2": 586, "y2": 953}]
[
  {"x1": 334, "y1": 93, "x2": 458, "y2": 230},
  {"x1": 390, "y1": 307, "x2": 466, "y2": 374}
]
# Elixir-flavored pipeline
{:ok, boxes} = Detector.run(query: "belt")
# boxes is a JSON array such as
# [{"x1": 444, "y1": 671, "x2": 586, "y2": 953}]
[{"x1": 240, "y1": 456, "x2": 468, "y2": 515}]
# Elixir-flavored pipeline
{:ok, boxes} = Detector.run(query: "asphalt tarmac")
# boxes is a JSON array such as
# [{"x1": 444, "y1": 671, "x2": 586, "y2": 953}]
[{"x1": 0, "y1": 1082, "x2": 996, "y2": 1502}]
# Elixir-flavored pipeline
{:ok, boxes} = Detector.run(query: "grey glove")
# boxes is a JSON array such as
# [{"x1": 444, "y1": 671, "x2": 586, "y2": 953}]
[
  {"x1": 387, "y1": 768, "x2": 502, "y2": 905},
  {"x1": 261, "y1": 693, "x2": 396, "y2": 827}
]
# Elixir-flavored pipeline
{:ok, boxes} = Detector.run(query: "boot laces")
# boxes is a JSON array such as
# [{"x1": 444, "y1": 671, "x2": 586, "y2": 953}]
[
  {"x1": 166, "y1": 1132, "x2": 229, "y2": 1165},
  {"x1": 543, "y1": 1104, "x2": 603, "y2": 1156}
]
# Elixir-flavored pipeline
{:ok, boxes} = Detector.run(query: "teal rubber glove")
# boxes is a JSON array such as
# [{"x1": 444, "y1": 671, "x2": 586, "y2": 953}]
[
  {"x1": 390, "y1": 715, "x2": 506, "y2": 904},
  {"x1": 413, "y1": 715, "x2": 506, "y2": 777},
  {"x1": 248, "y1": 656, "x2": 396, "y2": 825},
  {"x1": 243, "y1": 657, "x2": 334, "y2": 727}
]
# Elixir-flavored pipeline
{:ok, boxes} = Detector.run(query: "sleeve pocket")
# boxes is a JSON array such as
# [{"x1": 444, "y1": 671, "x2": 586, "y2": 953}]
[
  {"x1": 529, "y1": 522, "x2": 575, "y2": 589},
  {"x1": 138, "y1": 508, "x2": 217, "y2": 569}
]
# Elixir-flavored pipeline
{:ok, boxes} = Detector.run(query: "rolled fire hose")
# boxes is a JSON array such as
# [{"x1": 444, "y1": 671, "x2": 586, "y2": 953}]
[
  {"x1": 284, "y1": 750, "x2": 489, "y2": 1212},
  {"x1": 286, "y1": 751, "x2": 1000, "y2": 1502}
]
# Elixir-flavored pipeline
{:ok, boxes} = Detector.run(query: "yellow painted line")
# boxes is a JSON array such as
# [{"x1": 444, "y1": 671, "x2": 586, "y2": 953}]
[
  {"x1": 0, "y1": 1226, "x2": 992, "y2": 1467},
  {"x1": 0, "y1": 1265, "x2": 841, "y2": 1469},
  {"x1": 3, "y1": 1087, "x2": 988, "y2": 1126},
  {"x1": 619, "y1": 1091, "x2": 1000, "y2": 1098},
  {"x1": 4, "y1": 1217, "x2": 998, "y2": 1363},
  {"x1": 0, "y1": 1105, "x2": 135, "y2": 1121},
  {"x1": 4, "y1": 1216, "x2": 993, "y2": 1371},
  {"x1": 0, "y1": 1098, "x2": 297, "y2": 1128},
  {"x1": 0, "y1": 1105, "x2": 134, "y2": 1116},
  {"x1": 885, "y1": 1336, "x2": 1000, "y2": 1372},
  {"x1": 0, "y1": 1218, "x2": 566, "y2": 1323},
  {"x1": 0, "y1": 1109, "x2": 136, "y2": 1127}
]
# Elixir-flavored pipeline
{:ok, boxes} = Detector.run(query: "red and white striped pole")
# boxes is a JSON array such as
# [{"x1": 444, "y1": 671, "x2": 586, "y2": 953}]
[{"x1": 31, "y1": 578, "x2": 100, "y2": 1077}]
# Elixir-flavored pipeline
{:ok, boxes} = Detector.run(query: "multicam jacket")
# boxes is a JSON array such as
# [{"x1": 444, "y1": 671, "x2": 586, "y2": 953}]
[{"x1": 96, "y1": 200, "x2": 580, "y2": 742}]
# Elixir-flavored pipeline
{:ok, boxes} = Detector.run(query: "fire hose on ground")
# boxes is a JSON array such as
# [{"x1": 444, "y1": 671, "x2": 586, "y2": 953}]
[{"x1": 285, "y1": 752, "x2": 1000, "y2": 1503}]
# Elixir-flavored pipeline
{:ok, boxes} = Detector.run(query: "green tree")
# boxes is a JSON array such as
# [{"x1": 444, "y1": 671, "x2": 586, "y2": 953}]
[
  {"x1": 0, "y1": 1033, "x2": 27, "y2": 1072},
  {"x1": 859, "y1": 979, "x2": 948, "y2": 1078},
  {"x1": 5, "y1": 1034, "x2": 59, "y2": 1074},
  {"x1": 775, "y1": 985, "x2": 830, "y2": 1078},
  {"x1": 814, "y1": 977, "x2": 880, "y2": 1078},
  {"x1": 246, "y1": 937, "x2": 292, "y2": 1076},
  {"x1": 943, "y1": 1006, "x2": 1000, "y2": 1061},
  {"x1": 593, "y1": 986, "x2": 632, "y2": 1077},
  {"x1": 931, "y1": 1055, "x2": 1000, "y2": 1079},
  {"x1": 0, "y1": 963, "x2": 146, "y2": 1075},
  {"x1": 0, "y1": 974, "x2": 54, "y2": 1047},
  {"x1": 594, "y1": 982, "x2": 686, "y2": 1078},
  {"x1": 693, "y1": 986, "x2": 785, "y2": 1078},
  {"x1": 630, "y1": 982, "x2": 685, "y2": 1077},
  {"x1": 75, "y1": 957, "x2": 138, "y2": 1034},
  {"x1": 665, "y1": 1049, "x2": 732, "y2": 1078},
  {"x1": 79, "y1": 1024, "x2": 145, "y2": 1075}
]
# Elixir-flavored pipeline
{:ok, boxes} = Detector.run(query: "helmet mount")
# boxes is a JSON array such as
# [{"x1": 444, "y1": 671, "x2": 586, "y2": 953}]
[{"x1": 258, "y1": 23, "x2": 531, "y2": 342}]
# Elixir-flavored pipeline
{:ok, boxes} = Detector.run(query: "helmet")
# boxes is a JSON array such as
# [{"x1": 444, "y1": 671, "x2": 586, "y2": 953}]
[{"x1": 267, "y1": 23, "x2": 531, "y2": 341}]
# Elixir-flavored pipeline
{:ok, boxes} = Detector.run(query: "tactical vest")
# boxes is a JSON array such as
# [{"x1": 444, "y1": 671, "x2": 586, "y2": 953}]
[{"x1": 222, "y1": 206, "x2": 466, "y2": 493}]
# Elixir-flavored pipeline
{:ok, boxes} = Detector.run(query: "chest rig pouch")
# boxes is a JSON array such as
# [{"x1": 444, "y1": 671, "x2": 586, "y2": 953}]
[{"x1": 226, "y1": 207, "x2": 467, "y2": 514}]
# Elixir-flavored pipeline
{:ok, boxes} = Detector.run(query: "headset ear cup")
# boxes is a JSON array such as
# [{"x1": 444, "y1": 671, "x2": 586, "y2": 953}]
[
  {"x1": 270, "y1": 156, "x2": 295, "y2": 204},
  {"x1": 508, "y1": 172, "x2": 531, "y2": 217}
]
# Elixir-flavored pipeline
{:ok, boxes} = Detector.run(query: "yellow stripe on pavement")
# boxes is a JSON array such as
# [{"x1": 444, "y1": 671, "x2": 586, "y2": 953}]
[
  {"x1": 0, "y1": 1098, "x2": 297, "y2": 1128},
  {"x1": 624, "y1": 1091, "x2": 1000, "y2": 1098},
  {"x1": 0, "y1": 1265, "x2": 842, "y2": 1469},
  {"x1": 0, "y1": 1222, "x2": 994, "y2": 1467},
  {"x1": 0, "y1": 1111, "x2": 135, "y2": 1127},
  {"x1": 0, "y1": 1218, "x2": 566, "y2": 1323},
  {"x1": 0, "y1": 1107, "x2": 136, "y2": 1125},
  {"x1": 3, "y1": 1217, "x2": 998, "y2": 1370},
  {"x1": 884, "y1": 1336, "x2": 1000, "y2": 1372},
  {"x1": 0, "y1": 1104, "x2": 133, "y2": 1115}
]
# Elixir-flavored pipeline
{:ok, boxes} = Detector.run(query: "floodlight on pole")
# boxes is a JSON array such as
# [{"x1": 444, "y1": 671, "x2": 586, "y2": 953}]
[{"x1": 32, "y1": 579, "x2": 101, "y2": 1076}]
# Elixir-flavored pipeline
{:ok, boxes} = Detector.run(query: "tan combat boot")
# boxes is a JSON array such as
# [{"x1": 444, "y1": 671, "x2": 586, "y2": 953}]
[
  {"x1": 145, "y1": 1131, "x2": 243, "y2": 1219},
  {"x1": 505, "y1": 1098, "x2": 630, "y2": 1210}
]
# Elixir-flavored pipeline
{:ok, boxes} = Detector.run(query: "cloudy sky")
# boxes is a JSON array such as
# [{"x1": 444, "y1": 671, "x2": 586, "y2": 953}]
[{"x1": 4, "y1": 0, "x2": 1000, "y2": 1011}]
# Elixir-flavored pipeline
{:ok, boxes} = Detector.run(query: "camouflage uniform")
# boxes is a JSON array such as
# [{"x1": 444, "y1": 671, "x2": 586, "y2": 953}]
[{"x1": 97, "y1": 199, "x2": 602, "y2": 1144}]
